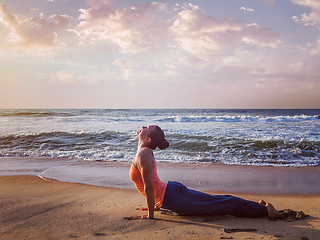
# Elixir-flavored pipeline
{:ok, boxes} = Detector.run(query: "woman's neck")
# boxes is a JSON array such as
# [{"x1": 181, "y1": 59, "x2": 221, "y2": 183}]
[{"x1": 138, "y1": 141, "x2": 150, "y2": 151}]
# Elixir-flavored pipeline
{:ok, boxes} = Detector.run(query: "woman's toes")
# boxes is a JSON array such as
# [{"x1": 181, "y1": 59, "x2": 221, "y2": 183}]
[{"x1": 259, "y1": 200, "x2": 266, "y2": 206}]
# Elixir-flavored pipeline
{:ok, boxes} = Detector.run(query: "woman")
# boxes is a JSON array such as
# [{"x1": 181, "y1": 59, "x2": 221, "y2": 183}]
[{"x1": 130, "y1": 125, "x2": 283, "y2": 219}]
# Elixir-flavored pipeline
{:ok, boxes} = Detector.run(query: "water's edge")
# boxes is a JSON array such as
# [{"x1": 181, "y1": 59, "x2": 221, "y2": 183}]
[{"x1": 1, "y1": 157, "x2": 319, "y2": 195}]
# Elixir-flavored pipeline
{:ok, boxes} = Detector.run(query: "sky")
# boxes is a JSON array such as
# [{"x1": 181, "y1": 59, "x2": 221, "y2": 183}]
[{"x1": 0, "y1": 0, "x2": 320, "y2": 109}]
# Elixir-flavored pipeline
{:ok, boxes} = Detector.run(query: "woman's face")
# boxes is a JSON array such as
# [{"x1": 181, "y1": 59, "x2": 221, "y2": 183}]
[{"x1": 137, "y1": 125, "x2": 156, "y2": 140}]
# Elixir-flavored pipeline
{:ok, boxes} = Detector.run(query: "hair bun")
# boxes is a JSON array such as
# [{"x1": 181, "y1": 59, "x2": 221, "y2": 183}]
[{"x1": 158, "y1": 139, "x2": 169, "y2": 150}]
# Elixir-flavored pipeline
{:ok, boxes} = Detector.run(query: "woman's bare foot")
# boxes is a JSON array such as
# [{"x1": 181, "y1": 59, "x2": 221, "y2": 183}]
[
  {"x1": 266, "y1": 203, "x2": 285, "y2": 219},
  {"x1": 259, "y1": 200, "x2": 266, "y2": 206}
]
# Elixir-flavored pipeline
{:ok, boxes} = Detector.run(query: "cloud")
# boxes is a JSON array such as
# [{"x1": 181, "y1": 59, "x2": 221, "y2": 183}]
[
  {"x1": 0, "y1": 1, "x2": 280, "y2": 61},
  {"x1": 291, "y1": 0, "x2": 320, "y2": 55},
  {"x1": 241, "y1": 23, "x2": 280, "y2": 47},
  {"x1": 240, "y1": 7, "x2": 255, "y2": 12},
  {"x1": 72, "y1": 2, "x2": 278, "y2": 59},
  {"x1": 170, "y1": 4, "x2": 279, "y2": 59},
  {"x1": 291, "y1": 0, "x2": 320, "y2": 27},
  {"x1": 0, "y1": 4, "x2": 72, "y2": 51},
  {"x1": 72, "y1": 1, "x2": 169, "y2": 53}
]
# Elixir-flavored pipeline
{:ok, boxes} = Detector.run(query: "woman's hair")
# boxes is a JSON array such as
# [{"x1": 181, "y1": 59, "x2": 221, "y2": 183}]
[{"x1": 148, "y1": 126, "x2": 169, "y2": 150}]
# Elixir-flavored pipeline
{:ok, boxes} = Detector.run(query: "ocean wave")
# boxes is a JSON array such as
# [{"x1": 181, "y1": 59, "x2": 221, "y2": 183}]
[
  {"x1": 166, "y1": 135, "x2": 320, "y2": 166},
  {"x1": 112, "y1": 117, "x2": 143, "y2": 122},
  {"x1": 0, "y1": 131, "x2": 131, "y2": 150},
  {"x1": 0, "y1": 110, "x2": 74, "y2": 117},
  {"x1": 1, "y1": 109, "x2": 319, "y2": 124},
  {"x1": 157, "y1": 114, "x2": 319, "y2": 123},
  {"x1": 1, "y1": 108, "x2": 319, "y2": 167},
  {"x1": 170, "y1": 137, "x2": 319, "y2": 152},
  {"x1": 0, "y1": 130, "x2": 136, "y2": 162},
  {"x1": 1, "y1": 131, "x2": 319, "y2": 159}
]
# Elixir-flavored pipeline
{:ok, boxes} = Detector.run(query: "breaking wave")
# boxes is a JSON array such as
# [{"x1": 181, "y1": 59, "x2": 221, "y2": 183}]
[
  {"x1": 157, "y1": 115, "x2": 319, "y2": 123},
  {"x1": 0, "y1": 131, "x2": 319, "y2": 167}
]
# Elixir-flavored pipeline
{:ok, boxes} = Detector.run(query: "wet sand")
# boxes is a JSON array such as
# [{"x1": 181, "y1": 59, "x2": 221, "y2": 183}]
[
  {"x1": 0, "y1": 175, "x2": 319, "y2": 240},
  {"x1": 1, "y1": 157, "x2": 320, "y2": 194}
]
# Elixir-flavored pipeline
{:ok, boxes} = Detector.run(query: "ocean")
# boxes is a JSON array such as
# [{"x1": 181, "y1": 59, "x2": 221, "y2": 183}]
[{"x1": 0, "y1": 109, "x2": 319, "y2": 167}]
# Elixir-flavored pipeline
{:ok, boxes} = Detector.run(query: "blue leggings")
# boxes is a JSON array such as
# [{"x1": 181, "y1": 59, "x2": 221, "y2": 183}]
[{"x1": 161, "y1": 181, "x2": 268, "y2": 218}]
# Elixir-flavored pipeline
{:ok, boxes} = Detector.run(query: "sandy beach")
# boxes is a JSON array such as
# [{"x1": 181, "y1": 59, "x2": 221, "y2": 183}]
[{"x1": 1, "y1": 174, "x2": 319, "y2": 240}]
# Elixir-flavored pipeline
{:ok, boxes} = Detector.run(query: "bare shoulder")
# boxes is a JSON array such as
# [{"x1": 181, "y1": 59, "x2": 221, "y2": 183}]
[{"x1": 137, "y1": 147, "x2": 153, "y2": 157}]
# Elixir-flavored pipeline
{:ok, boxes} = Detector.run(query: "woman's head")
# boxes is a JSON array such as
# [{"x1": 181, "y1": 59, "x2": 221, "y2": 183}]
[
  {"x1": 148, "y1": 125, "x2": 169, "y2": 150},
  {"x1": 137, "y1": 125, "x2": 169, "y2": 150}
]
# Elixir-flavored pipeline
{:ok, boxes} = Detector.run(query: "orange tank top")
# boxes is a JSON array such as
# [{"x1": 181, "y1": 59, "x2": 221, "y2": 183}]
[{"x1": 129, "y1": 158, "x2": 167, "y2": 208}]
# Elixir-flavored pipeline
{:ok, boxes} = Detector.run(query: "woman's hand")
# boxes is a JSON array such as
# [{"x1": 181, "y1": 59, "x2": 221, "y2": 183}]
[
  {"x1": 134, "y1": 215, "x2": 153, "y2": 219},
  {"x1": 137, "y1": 207, "x2": 160, "y2": 211},
  {"x1": 123, "y1": 215, "x2": 154, "y2": 220}
]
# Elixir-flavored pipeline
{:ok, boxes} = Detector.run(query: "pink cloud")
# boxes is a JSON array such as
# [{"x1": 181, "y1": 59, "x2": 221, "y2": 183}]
[
  {"x1": 242, "y1": 23, "x2": 279, "y2": 47},
  {"x1": 171, "y1": 5, "x2": 279, "y2": 58},
  {"x1": 73, "y1": 2, "x2": 169, "y2": 52},
  {"x1": 0, "y1": 4, "x2": 72, "y2": 49}
]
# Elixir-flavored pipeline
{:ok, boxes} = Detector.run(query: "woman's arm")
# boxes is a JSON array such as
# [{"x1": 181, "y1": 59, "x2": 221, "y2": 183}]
[{"x1": 137, "y1": 149, "x2": 155, "y2": 219}]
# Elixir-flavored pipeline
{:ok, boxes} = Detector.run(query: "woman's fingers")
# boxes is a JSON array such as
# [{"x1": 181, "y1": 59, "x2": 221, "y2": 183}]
[
  {"x1": 123, "y1": 215, "x2": 149, "y2": 220},
  {"x1": 135, "y1": 207, "x2": 159, "y2": 211},
  {"x1": 135, "y1": 207, "x2": 148, "y2": 211}
]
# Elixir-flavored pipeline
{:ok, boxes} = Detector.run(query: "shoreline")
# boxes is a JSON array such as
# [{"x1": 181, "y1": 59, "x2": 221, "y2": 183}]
[
  {"x1": 3, "y1": 173, "x2": 320, "y2": 198},
  {"x1": 0, "y1": 175, "x2": 319, "y2": 240},
  {"x1": 1, "y1": 157, "x2": 320, "y2": 195}
]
